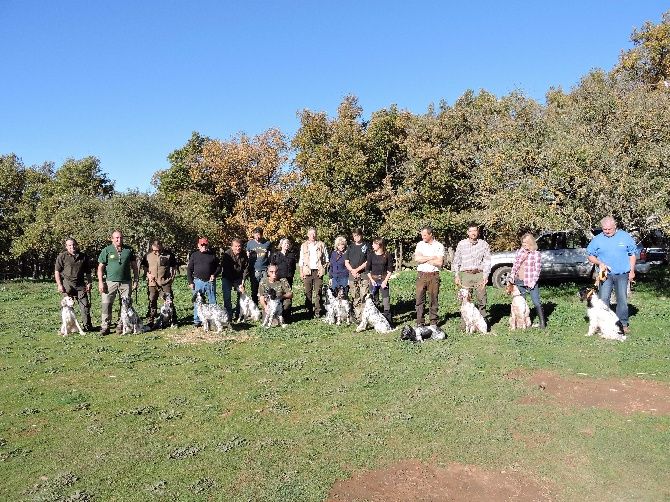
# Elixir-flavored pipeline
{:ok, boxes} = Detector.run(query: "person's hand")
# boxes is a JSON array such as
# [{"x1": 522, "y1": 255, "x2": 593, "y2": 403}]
[
  {"x1": 98, "y1": 282, "x2": 107, "y2": 294},
  {"x1": 381, "y1": 280, "x2": 388, "y2": 289},
  {"x1": 628, "y1": 270, "x2": 636, "y2": 282},
  {"x1": 238, "y1": 284, "x2": 245, "y2": 293},
  {"x1": 132, "y1": 280, "x2": 139, "y2": 291},
  {"x1": 57, "y1": 284, "x2": 65, "y2": 294},
  {"x1": 209, "y1": 275, "x2": 215, "y2": 282},
  {"x1": 454, "y1": 275, "x2": 461, "y2": 286},
  {"x1": 85, "y1": 283, "x2": 92, "y2": 293},
  {"x1": 189, "y1": 283, "x2": 195, "y2": 290},
  {"x1": 328, "y1": 278, "x2": 333, "y2": 286},
  {"x1": 478, "y1": 280, "x2": 487, "y2": 288}
]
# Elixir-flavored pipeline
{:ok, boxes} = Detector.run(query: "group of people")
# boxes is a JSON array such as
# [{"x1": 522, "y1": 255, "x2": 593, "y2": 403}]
[{"x1": 54, "y1": 216, "x2": 638, "y2": 335}]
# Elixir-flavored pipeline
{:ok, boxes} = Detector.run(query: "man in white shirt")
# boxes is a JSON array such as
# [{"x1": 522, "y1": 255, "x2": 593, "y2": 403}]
[
  {"x1": 414, "y1": 226, "x2": 445, "y2": 328},
  {"x1": 298, "y1": 227, "x2": 329, "y2": 318}
]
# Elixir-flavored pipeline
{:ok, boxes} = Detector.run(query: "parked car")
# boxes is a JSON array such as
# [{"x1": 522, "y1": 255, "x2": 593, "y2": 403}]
[{"x1": 489, "y1": 230, "x2": 663, "y2": 289}]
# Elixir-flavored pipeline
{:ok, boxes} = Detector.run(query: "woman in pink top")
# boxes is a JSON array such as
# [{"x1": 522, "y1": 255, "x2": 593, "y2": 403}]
[{"x1": 510, "y1": 233, "x2": 546, "y2": 328}]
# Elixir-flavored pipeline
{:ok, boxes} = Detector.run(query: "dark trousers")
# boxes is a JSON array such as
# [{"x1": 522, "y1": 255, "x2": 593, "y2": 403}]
[
  {"x1": 416, "y1": 271, "x2": 440, "y2": 325},
  {"x1": 147, "y1": 284, "x2": 177, "y2": 323},
  {"x1": 303, "y1": 269, "x2": 323, "y2": 316},
  {"x1": 62, "y1": 279, "x2": 91, "y2": 326}
]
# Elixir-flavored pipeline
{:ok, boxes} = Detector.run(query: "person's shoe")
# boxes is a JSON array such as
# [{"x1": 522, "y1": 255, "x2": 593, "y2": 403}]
[
  {"x1": 83, "y1": 323, "x2": 94, "y2": 332},
  {"x1": 193, "y1": 322, "x2": 202, "y2": 328},
  {"x1": 622, "y1": 325, "x2": 631, "y2": 334},
  {"x1": 115, "y1": 324, "x2": 123, "y2": 334},
  {"x1": 100, "y1": 327, "x2": 110, "y2": 336}
]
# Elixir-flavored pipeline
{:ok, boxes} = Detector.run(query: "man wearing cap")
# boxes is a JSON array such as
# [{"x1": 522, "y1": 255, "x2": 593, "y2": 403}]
[
  {"x1": 246, "y1": 227, "x2": 271, "y2": 304},
  {"x1": 344, "y1": 228, "x2": 370, "y2": 321},
  {"x1": 187, "y1": 237, "x2": 220, "y2": 327},
  {"x1": 452, "y1": 224, "x2": 491, "y2": 319},
  {"x1": 221, "y1": 238, "x2": 249, "y2": 320},
  {"x1": 414, "y1": 226, "x2": 445, "y2": 329},
  {"x1": 141, "y1": 239, "x2": 178, "y2": 326},
  {"x1": 97, "y1": 230, "x2": 140, "y2": 335},
  {"x1": 55, "y1": 237, "x2": 94, "y2": 331}
]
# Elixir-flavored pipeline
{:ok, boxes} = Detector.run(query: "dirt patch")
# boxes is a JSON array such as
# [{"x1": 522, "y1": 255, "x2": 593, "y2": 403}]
[
  {"x1": 511, "y1": 370, "x2": 670, "y2": 415},
  {"x1": 167, "y1": 327, "x2": 254, "y2": 345},
  {"x1": 328, "y1": 460, "x2": 554, "y2": 501}
]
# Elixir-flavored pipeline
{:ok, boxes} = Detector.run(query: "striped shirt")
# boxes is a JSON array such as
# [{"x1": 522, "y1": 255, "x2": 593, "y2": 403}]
[
  {"x1": 511, "y1": 248, "x2": 541, "y2": 289},
  {"x1": 451, "y1": 239, "x2": 492, "y2": 278}
]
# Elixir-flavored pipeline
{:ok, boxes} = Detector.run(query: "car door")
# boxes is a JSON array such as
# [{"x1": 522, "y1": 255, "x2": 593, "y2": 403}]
[{"x1": 556, "y1": 231, "x2": 591, "y2": 277}]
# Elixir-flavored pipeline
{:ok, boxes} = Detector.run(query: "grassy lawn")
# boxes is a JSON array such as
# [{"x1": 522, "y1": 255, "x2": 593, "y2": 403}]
[{"x1": 1, "y1": 270, "x2": 669, "y2": 501}]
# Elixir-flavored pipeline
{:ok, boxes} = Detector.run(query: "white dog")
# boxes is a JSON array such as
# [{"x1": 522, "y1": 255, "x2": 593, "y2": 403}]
[
  {"x1": 153, "y1": 293, "x2": 177, "y2": 329},
  {"x1": 60, "y1": 296, "x2": 85, "y2": 336},
  {"x1": 505, "y1": 283, "x2": 531, "y2": 330},
  {"x1": 356, "y1": 295, "x2": 396, "y2": 333},
  {"x1": 237, "y1": 292, "x2": 261, "y2": 323},
  {"x1": 194, "y1": 292, "x2": 230, "y2": 333},
  {"x1": 323, "y1": 287, "x2": 352, "y2": 326},
  {"x1": 578, "y1": 287, "x2": 626, "y2": 341},
  {"x1": 458, "y1": 288, "x2": 487, "y2": 334},
  {"x1": 120, "y1": 296, "x2": 145, "y2": 334},
  {"x1": 400, "y1": 324, "x2": 446, "y2": 342},
  {"x1": 261, "y1": 288, "x2": 285, "y2": 328}
]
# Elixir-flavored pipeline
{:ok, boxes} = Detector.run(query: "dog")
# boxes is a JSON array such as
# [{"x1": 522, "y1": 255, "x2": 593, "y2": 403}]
[
  {"x1": 261, "y1": 288, "x2": 285, "y2": 328},
  {"x1": 237, "y1": 292, "x2": 261, "y2": 323},
  {"x1": 153, "y1": 293, "x2": 177, "y2": 329},
  {"x1": 59, "y1": 296, "x2": 85, "y2": 336},
  {"x1": 356, "y1": 295, "x2": 396, "y2": 333},
  {"x1": 505, "y1": 283, "x2": 531, "y2": 330},
  {"x1": 578, "y1": 287, "x2": 626, "y2": 341},
  {"x1": 120, "y1": 296, "x2": 145, "y2": 334},
  {"x1": 193, "y1": 292, "x2": 230, "y2": 332},
  {"x1": 323, "y1": 287, "x2": 353, "y2": 325},
  {"x1": 457, "y1": 288, "x2": 487, "y2": 334},
  {"x1": 400, "y1": 324, "x2": 446, "y2": 342}
]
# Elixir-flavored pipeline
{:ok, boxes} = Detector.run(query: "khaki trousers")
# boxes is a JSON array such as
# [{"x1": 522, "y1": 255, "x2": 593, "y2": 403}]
[{"x1": 416, "y1": 271, "x2": 440, "y2": 325}]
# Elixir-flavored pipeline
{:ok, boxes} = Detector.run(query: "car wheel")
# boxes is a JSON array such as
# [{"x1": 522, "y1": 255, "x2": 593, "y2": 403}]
[{"x1": 492, "y1": 266, "x2": 512, "y2": 289}]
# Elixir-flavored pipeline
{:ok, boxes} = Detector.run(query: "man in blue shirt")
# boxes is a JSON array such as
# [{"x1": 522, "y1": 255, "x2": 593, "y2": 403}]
[
  {"x1": 586, "y1": 216, "x2": 637, "y2": 334},
  {"x1": 246, "y1": 227, "x2": 271, "y2": 304}
]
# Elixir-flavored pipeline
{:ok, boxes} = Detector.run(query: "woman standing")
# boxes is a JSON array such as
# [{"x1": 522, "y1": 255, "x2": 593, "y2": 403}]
[
  {"x1": 328, "y1": 236, "x2": 349, "y2": 293},
  {"x1": 510, "y1": 233, "x2": 546, "y2": 328},
  {"x1": 366, "y1": 238, "x2": 394, "y2": 325},
  {"x1": 270, "y1": 238, "x2": 297, "y2": 288}
]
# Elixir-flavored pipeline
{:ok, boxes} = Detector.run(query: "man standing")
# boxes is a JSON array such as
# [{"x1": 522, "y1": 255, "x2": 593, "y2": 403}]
[
  {"x1": 246, "y1": 227, "x2": 271, "y2": 304},
  {"x1": 298, "y1": 227, "x2": 329, "y2": 318},
  {"x1": 141, "y1": 240, "x2": 178, "y2": 326},
  {"x1": 452, "y1": 224, "x2": 491, "y2": 319},
  {"x1": 221, "y1": 238, "x2": 249, "y2": 320},
  {"x1": 587, "y1": 216, "x2": 637, "y2": 334},
  {"x1": 97, "y1": 230, "x2": 139, "y2": 335},
  {"x1": 258, "y1": 264, "x2": 293, "y2": 325},
  {"x1": 55, "y1": 237, "x2": 93, "y2": 331},
  {"x1": 344, "y1": 228, "x2": 369, "y2": 321},
  {"x1": 414, "y1": 226, "x2": 445, "y2": 329},
  {"x1": 187, "y1": 237, "x2": 220, "y2": 327}
]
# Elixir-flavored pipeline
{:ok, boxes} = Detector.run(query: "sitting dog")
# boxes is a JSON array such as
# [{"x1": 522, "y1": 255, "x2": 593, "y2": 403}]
[
  {"x1": 193, "y1": 292, "x2": 230, "y2": 333},
  {"x1": 505, "y1": 283, "x2": 531, "y2": 330},
  {"x1": 261, "y1": 288, "x2": 285, "y2": 328},
  {"x1": 120, "y1": 296, "x2": 145, "y2": 334},
  {"x1": 400, "y1": 324, "x2": 446, "y2": 342},
  {"x1": 356, "y1": 295, "x2": 396, "y2": 333},
  {"x1": 60, "y1": 296, "x2": 85, "y2": 336},
  {"x1": 457, "y1": 288, "x2": 487, "y2": 334},
  {"x1": 578, "y1": 287, "x2": 626, "y2": 341},
  {"x1": 323, "y1": 287, "x2": 353, "y2": 325},
  {"x1": 237, "y1": 292, "x2": 261, "y2": 323},
  {"x1": 153, "y1": 293, "x2": 177, "y2": 329}
]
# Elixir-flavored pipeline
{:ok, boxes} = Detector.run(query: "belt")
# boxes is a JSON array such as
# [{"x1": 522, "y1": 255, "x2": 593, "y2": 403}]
[{"x1": 461, "y1": 269, "x2": 482, "y2": 274}]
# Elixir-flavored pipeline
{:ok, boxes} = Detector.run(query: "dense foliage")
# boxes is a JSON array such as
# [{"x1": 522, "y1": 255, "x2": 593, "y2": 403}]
[{"x1": 2, "y1": 12, "x2": 670, "y2": 275}]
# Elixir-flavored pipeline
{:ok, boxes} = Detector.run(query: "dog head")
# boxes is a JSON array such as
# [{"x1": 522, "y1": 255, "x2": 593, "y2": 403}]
[
  {"x1": 457, "y1": 288, "x2": 471, "y2": 304},
  {"x1": 265, "y1": 288, "x2": 277, "y2": 301},
  {"x1": 334, "y1": 286, "x2": 347, "y2": 300},
  {"x1": 162, "y1": 293, "x2": 173, "y2": 306},
  {"x1": 192, "y1": 292, "x2": 204, "y2": 304},
  {"x1": 578, "y1": 287, "x2": 595, "y2": 303},
  {"x1": 400, "y1": 325, "x2": 417, "y2": 341},
  {"x1": 121, "y1": 296, "x2": 133, "y2": 309},
  {"x1": 505, "y1": 283, "x2": 521, "y2": 296},
  {"x1": 61, "y1": 296, "x2": 76, "y2": 308}
]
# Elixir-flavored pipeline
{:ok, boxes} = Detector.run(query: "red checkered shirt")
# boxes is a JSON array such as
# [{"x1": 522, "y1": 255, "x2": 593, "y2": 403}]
[{"x1": 511, "y1": 248, "x2": 541, "y2": 289}]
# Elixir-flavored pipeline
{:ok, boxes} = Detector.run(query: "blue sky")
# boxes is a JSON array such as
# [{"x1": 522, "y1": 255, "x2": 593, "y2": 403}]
[{"x1": 1, "y1": 1, "x2": 666, "y2": 191}]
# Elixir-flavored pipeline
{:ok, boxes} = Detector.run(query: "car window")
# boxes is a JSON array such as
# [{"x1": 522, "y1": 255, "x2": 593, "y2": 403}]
[
  {"x1": 564, "y1": 232, "x2": 587, "y2": 249},
  {"x1": 536, "y1": 234, "x2": 553, "y2": 251}
]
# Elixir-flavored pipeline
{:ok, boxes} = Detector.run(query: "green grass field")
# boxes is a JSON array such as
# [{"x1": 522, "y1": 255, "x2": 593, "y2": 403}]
[{"x1": 1, "y1": 270, "x2": 669, "y2": 501}]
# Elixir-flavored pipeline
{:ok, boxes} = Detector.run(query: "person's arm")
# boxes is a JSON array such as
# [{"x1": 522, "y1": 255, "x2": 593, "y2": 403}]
[
  {"x1": 54, "y1": 256, "x2": 65, "y2": 293},
  {"x1": 187, "y1": 254, "x2": 195, "y2": 289},
  {"x1": 381, "y1": 255, "x2": 393, "y2": 288},
  {"x1": 281, "y1": 279, "x2": 293, "y2": 300},
  {"x1": 298, "y1": 244, "x2": 307, "y2": 279},
  {"x1": 131, "y1": 258, "x2": 140, "y2": 290},
  {"x1": 210, "y1": 256, "x2": 220, "y2": 282},
  {"x1": 480, "y1": 243, "x2": 491, "y2": 286},
  {"x1": 510, "y1": 248, "x2": 524, "y2": 281},
  {"x1": 97, "y1": 263, "x2": 107, "y2": 294},
  {"x1": 628, "y1": 254, "x2": 636, "y2": 281}
]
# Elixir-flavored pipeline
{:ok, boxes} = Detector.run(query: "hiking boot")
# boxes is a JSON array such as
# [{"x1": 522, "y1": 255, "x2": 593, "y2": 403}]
[{"x1": 100, "y1": 327, "x2": 110, "y2": 336}]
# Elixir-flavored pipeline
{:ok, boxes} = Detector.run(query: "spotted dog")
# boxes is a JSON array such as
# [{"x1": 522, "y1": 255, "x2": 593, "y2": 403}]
[
  {"x1": 237, "y1": 292, "x2": 261, "y2": 323},
  {"x1": 505, "y1": 283, "x2": 531, "y2": 330},
  {"x1": 458, "y1": 288, "x2": 487, "y2": 334},
  {"x1": 400, "y1": 324, "x2": 446, "y2": 342},
  {"x1": 261, "y1": 288, "x2": 285, "y2": 328},
  {"x1": 193, "y1": 292, "x2": 230, "y2": 333},
  {"x1": 153, "y1": 293, "x2": 177, "y2": 329},
  {"x1": 578, "y1": 287, "x2": 626, "y2": 341},
  {"x1": 356, "y1": 295, "x2": 396, "y2": 333},
  {"x1": 60, "y1": 296, "x2": 85, "y2": 336},
  {"x1": 323, "y1": 287, "x2": 352, "y2": 325},
  {"x1": 120, "y1": 296, "x2": 145, "y2": 334}
]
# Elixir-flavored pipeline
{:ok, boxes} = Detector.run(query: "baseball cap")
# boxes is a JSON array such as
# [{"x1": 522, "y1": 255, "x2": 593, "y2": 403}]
[{"x1": 198, "y1": 237, "x2": 209, "y2": 245}]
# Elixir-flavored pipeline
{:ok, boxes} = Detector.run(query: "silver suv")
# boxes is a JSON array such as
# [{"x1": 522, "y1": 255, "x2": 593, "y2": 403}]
[{"x1": 488, "y1": 230, "x2": 653, "y2": 288}]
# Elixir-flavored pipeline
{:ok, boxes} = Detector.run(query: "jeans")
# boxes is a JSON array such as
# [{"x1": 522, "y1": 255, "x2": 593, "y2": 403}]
[
  {"x1": 598, "y1": 272, "x2": 630, "y2": 325},
  {"x1": 221, "y1": 277, "x2": 242, "y2": 319},
  {"x1": 193, "y1": 278, "x2": 216, "y2": 325},
  {"x1": 514, "y1": 279, "x2": 542, "y2": 312},
  {"x1": 330, "y1": 276, "x2": 349, "y2": 290}
]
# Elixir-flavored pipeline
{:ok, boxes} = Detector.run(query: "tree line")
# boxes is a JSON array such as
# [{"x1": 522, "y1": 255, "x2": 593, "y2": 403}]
[{"x1": 2, "y1": 12, "x2": 670, "y2": 278}]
